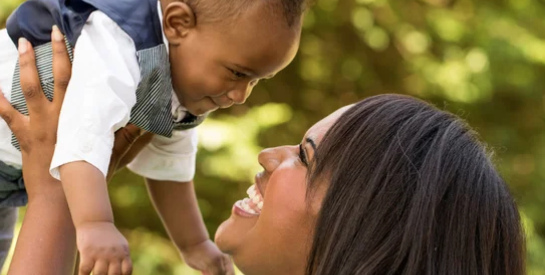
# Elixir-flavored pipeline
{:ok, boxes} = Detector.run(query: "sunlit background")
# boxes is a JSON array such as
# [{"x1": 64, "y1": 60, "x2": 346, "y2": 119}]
[{"x1": 2, "y1": 0, "x2": 545, "y2": 274}]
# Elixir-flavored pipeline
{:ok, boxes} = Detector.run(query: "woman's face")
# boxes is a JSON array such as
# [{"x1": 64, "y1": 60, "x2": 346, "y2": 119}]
[{"x1": 215, "y1": 106, "x2": 351, "y2": 275}]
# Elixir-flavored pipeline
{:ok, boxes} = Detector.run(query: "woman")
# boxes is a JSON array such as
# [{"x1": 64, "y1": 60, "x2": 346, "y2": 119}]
[
  {"x1": 214, "y1": 95, "x2": 526, "y2": 275},
  {"x1": 0, "y1": 37, "x2": 525, "y2": 275}
]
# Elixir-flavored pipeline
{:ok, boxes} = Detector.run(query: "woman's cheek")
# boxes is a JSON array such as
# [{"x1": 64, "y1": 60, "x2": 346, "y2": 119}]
[{"x1": 264, "y1": 168, "x2": 309, "y2": 223}]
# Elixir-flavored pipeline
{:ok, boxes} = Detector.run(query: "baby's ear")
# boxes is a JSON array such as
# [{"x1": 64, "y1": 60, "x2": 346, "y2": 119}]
[{"x1": 163, "y1": 1, "x2": 196, "y2": 44}]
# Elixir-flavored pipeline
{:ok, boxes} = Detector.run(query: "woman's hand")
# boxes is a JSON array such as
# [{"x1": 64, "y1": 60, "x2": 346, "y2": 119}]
[
  {"x1": 0, "y1": 29, "x2": 149, "y2": 186},
  {"x1": 0, "y1": 29, "x2": 70, "y2": 198},
  {"x1": 0, "y1": 26, "x2": 147, "y2": 275},
  {"x1": 0, "y1": 26, "x2": 77, "y2": 275}
]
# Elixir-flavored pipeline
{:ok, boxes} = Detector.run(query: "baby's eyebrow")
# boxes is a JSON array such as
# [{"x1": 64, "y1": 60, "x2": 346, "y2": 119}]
[{"x1": 232, "y1": 63, "x2": 256, "y2": 75}]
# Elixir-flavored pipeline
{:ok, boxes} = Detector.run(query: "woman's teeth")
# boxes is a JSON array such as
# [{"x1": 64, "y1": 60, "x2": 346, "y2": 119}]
[
  {"x1": 242, "y1": 198, "x2": 255, "y2": 214},
  {"x1": 237, "y1": 185, "x2": 263, "y2": 215},
  {"x1": 247, "y1": 185, "x2": 264, "y2": 210}
]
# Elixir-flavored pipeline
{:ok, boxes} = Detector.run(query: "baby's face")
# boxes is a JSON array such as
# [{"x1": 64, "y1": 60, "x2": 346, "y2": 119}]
[{"x1": 167, "y1": 1, "x2": 301, "y2": 116}]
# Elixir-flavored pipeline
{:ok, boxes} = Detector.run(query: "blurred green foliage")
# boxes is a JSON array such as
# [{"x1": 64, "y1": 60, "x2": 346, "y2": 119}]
[{"x1": 2, "y1": 0, "x2": 545, "y2": 274}]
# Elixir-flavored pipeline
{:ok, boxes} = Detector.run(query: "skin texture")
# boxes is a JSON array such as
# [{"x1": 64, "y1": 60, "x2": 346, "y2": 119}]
[
  {"x1": 161, "y1": 0, "x2": 301, "y2": 115},
  {"x1": 214, "y1": 106, "x2": 352, "y2": 275}
]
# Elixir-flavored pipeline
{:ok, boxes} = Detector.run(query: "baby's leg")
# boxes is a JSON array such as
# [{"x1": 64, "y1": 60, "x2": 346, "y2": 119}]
[{"x1": 0, "y1": 207, "x2": 17, "y2": 270}]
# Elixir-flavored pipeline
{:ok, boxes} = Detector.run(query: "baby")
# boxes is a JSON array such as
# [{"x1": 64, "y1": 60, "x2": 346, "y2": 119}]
[{"x1": 0, "y1": 0, "x2": 308, "y2": 274}]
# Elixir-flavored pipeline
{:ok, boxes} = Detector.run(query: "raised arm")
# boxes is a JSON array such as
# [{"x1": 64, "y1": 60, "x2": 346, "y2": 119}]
[
  {"x1": 0, "y1": 28, "x2": 77, "y2": 275},
  {"x1": 0, "y1": 25, "x2": 147, "y2": 275}
]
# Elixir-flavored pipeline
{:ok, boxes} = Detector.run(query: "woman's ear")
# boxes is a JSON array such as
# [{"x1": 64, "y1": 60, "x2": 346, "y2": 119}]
[{"x1": 163, "y1": 1, "x2": 196, "y2": 45}]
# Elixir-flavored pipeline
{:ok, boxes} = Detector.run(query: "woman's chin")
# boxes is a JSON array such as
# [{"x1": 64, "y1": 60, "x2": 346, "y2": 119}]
[
  {"x1": 215, "y1": 217, "x2": 258, "y2": 275},
  {"x1": 215, "y1": 210, "x2": 259, "y2": 255},
  {"x1": 215, "y1": 217, "x2": 236, "y2": 253}
]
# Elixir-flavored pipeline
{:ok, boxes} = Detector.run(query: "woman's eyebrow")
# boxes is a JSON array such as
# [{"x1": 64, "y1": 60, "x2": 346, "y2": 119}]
[{"x1": 306, "y1": 137, "x2": 317, "y2": 152}]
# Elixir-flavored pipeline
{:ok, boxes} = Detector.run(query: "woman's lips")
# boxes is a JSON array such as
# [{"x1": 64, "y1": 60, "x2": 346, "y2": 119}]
[
  {"x1": 233, "y1": 185, "x2": 263, "y2": 218},
  {"x1": 233, "y1": 201, "x2": 259, "y2": 218}
]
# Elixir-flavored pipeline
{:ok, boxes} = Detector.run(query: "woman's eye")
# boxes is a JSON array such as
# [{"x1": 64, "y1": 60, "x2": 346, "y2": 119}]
[{"x1": 299, "y1": 144, "x2": 308, "y2": 167}]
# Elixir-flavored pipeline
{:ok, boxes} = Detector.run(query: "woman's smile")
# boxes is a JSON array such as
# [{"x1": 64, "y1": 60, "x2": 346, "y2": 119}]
[{"x1": 233, "y1": 185, "x2": 264, "y2": 218}]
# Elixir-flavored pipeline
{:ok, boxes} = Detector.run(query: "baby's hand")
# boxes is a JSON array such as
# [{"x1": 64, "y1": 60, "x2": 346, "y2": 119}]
[
  {"x1": 76, "y1": 222, "x2": 133, "y2": 275},
  {"x1": 181, "y1": 240, "x2": 235, "y2": 275}
]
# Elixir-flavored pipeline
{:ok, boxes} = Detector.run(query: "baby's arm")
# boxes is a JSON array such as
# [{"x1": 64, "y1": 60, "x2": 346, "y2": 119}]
[
  {"x1": 146, "y1": 179, "x2": 209, "y2": 251},
  {"x1": 147, "y1": 178, "x2": 236, "y2": 274},
  {"x1": 127, "y1": 130, "x2": 234, "y2": 274},
  {"x1": 128, "y1": 129, "x2": 207, "y2": 247},
  {"x1": 61, "y1": 163, "x2": 112, "y2": 226},
  {"x1": 49, "y1": 11, "x2": 140, "y2": 275}
]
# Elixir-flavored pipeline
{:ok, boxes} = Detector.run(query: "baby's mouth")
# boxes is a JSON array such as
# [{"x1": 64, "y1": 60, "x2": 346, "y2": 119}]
[{"x1": 235, "y1": 185, "x2": 264, "y2": 216}]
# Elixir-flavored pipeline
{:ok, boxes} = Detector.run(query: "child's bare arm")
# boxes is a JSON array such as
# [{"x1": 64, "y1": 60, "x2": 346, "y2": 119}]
[
  {"x1": 43, "y1": 11, "x2": 141, "y2": 275},
  {"x1": 146, "y1": 178, "x2": 234, "y2": 275},
  {"x1": 146, "y1": 179, "x2": 209, "y2": 249},
  {"x1": 60, "y1": 162, "x2": 132, "y2": 275},
  {"x1": 60, "y1": 162, "x2": 113, "y2": 226},
  {"x1": 125, "y1": 130, "x2": 233, "y2": 274}
]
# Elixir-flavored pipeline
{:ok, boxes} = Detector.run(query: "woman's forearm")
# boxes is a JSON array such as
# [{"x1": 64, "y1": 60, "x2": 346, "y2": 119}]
[{"x1": 8, "y1": 185, "x2": 77, "y2": 275}]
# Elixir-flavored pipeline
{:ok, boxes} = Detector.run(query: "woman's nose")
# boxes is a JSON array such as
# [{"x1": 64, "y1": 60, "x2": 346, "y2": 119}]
[{"x1": 258, "y1": 147, "x2": 281, "y2": 173}]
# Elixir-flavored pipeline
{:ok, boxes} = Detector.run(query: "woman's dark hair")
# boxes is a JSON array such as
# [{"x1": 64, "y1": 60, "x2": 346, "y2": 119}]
[{"x1": 306, "y1": 94, "x2": 526, "y2": 275}]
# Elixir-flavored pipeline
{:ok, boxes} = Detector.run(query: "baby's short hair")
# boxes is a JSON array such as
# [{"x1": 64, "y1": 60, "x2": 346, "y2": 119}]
[{"x1": 185, "y1": 0, "x2": 312, "y2": 27}]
